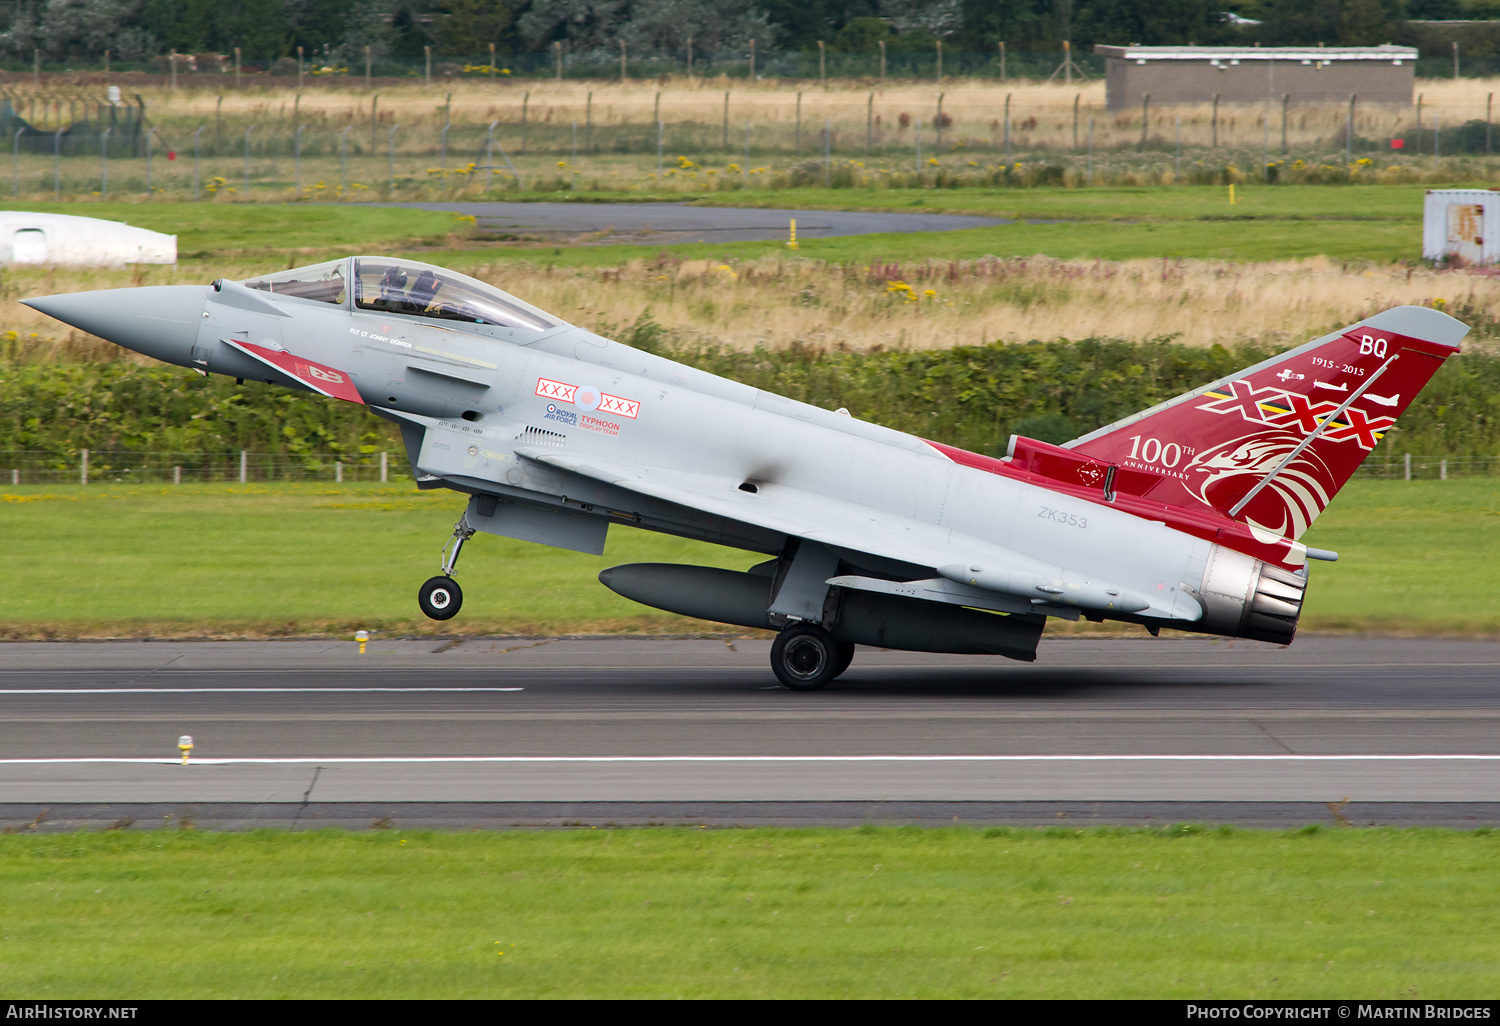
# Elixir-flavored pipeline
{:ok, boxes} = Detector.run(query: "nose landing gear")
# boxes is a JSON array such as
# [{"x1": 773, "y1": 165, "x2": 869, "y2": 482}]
[{"x1": 419, "y1": 514, "x2": 475, "y2": 621}]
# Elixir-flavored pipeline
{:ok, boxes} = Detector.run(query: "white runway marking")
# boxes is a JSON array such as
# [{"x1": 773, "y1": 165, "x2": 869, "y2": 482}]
[
  {"x1": 1, "y1": 754, "x2": 1496, "y2": 765},
  {"x1": 0, "y1": 687, "x2": 525, "y2": 694}
]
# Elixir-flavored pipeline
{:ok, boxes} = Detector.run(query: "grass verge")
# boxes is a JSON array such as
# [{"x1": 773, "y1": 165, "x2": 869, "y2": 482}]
[
  {"x1": 9, "y1": 202, "x2": 473, "y2": 260},
  {"x1": 0, "y1": 479, "x2": 1496, "y2": 638},
  {"x1": 1, "y1": 826, "x2": 1496, "y2": 998}
]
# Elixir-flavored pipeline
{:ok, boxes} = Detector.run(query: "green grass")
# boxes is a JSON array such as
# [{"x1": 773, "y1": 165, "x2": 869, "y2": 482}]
[
  {"x1": 0, "y1": 478, "x2": 1495, "y2": 638},
  {"x1": 689, "y1": 183, "x2": 1437, "y2": 223},
  {"x1": 1, "y1": 826, "x2": 1496, "y2": 998},
  {"x1": 11, "y1": 202, "x2": 470, "y2": 259},
  {"x1": 1299, "y1": 479, "x2": 1500, "y2": 633},
  {"x1": 0, "y1": 481, "x2": 757, "y2": 638},
  {"x1": 440, "y1": 218, "x2": 1416, "y2": 269},
  {"x1": 11, "y1": 181, "x2": 1437, "y2": 273}
]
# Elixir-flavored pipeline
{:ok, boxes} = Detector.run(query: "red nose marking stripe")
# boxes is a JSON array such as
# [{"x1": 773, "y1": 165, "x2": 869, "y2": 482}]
[{"x1": 225, "y1": 340, "x2": 365, "y2": 404}]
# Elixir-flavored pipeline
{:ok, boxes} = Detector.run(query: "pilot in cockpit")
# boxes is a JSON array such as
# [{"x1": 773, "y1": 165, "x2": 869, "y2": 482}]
[{"x1": 377, "y1": 264, "x2": 410, "y2": 308}]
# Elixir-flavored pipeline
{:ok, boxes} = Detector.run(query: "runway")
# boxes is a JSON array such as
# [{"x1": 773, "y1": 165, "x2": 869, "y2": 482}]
[
  {"x1": 373, "y1": 200, "x2": 1014, "y2": 245},
  {"x1": 2, "y1": 636, "x2": 1498, "y2": 827}
]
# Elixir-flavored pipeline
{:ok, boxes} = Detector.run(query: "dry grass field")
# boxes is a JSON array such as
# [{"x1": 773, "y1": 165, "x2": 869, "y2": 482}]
[
  {"x1": 29, "y1": 75, "x2": 1500, "y2": 156},
  {"x1": 6, "y1": 252, "x2": 1494, "y2": 356}
]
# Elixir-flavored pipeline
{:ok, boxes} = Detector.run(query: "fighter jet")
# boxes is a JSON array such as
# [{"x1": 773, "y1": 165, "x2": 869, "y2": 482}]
[{"x1": 24, "y1": 257, "x2": 1468, "y2": 689}]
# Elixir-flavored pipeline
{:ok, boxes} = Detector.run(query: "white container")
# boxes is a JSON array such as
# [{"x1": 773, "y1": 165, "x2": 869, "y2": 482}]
[
  {"x1": 0, "y1": 211, "x2": 176, "y2": 266},
  {"x1": 1423, "y1": 189, "x2": 1500, "y2": 265}
]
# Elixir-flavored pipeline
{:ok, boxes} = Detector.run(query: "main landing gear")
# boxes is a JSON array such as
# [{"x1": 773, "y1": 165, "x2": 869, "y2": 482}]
[
  {"x1": 418, "y1": 515, "x2": 474, "y2": 621},
  {"x1": 770, "y1": 622, "x2": 856, "y2": 691}
]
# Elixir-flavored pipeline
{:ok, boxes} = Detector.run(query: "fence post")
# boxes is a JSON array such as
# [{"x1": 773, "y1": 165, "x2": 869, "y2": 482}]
[
  {"x1": 1346, "y1": 93, "x2": 1356, "y2": 164},
  {"x1": 1440, "y1": 458, "x2": 1448, "y2": 481},
  {"x1": 823, "y1": 119, "x2": 830, "y2": 185},
  {"x1": 340, "y1": 125, "x2": 351, "y2": 194},
  {"x1": 335, "y1": 461, "x2": 343, "y2": 484},
  {"x1": 192, "y1": 125, "x2": 204, "y2": 200},
  {"x1": 657, "y1": 119, "x2": 663, "y2": 176},
  {"x1": 424, "y1": 46, "x2": 431, "y2": 87},
  {"x1": 485, "y1": 121, "x2": 495, "y2": 190},
  {"x1": 12, "y1": 468, "x2": 19, "y2": 485},
  {"x1": 1404, "y1": 453, "x2": 1412, "y2": 481},
  {"x1": 239, "y1": 450, "x2": 247, "y2": 483},
  {"x1": 1003, "y1": 94, "x2": 1010, "y2": 163},
  {"x1": 173, "y1": 465, "x2": 181, "y2": 485},
  {"x1": 380, "y1": 451, "x2": 388, "y2": 483},
  {"x1": 243, "y1": 125, "x2": 256, "y2": 193},
  {"x1": 53, "y1": 128, "x2": 61, "y2": 200},
  {"x1": 867, "y1": 92, "x2": 873, "y2": 152},
  {"x1": 389, "y1": 123, "x2": 401, "y2": 192},
  {"x1": 936, "y1": 92, "x2": 944, "y2": 152},
  {"x1": 80, "y1": 449, "x2": 88, "y2": 486},
  {"x1": 235, "y1": 47, "x2": 241, "y2": 90}
]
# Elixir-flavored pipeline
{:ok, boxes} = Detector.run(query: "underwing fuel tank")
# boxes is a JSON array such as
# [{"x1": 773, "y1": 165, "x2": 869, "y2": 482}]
[{"x1": 599, "y1": 563, "x2": 1045, "y2": 661}]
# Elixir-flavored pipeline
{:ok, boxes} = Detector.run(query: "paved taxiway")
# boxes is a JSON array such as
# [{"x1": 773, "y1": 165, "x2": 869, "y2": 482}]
[
  {"x1": 2, "y1": 637, "x2": 1498, "y2": 816},
  {"x1": 373, "y1": 201, "x2": 1013, "y2": 245}
]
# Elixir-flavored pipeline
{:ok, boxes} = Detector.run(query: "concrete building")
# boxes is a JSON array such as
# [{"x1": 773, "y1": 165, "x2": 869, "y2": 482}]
[{"x1": 1095, "y1": 45, "x2": 1417, "y2": 110}]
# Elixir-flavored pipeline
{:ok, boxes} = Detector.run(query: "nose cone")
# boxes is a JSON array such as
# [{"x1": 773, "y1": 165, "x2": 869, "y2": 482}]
[{"x1": 23, "y1": 285, "x2": 209, "y2": 367}]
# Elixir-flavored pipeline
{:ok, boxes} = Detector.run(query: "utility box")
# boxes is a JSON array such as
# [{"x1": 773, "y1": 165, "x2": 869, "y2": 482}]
[{"x1": 1424, "y1": 189, "x2": 1500, "y2": 265}]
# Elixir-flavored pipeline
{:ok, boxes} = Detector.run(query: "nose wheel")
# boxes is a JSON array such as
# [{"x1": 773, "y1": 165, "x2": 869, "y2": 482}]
[
  {"x1": 418, "y1": 513, "x2": 475, "y2": 621},
  {"x1": 419, "y1": 576, "x2": 463, "y2": 620},
  {"x1": 770, "y1": 623, "x2": 854, "y2": 691}
]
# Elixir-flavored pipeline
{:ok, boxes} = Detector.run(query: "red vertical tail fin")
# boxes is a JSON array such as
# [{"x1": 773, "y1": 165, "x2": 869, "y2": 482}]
[{"x1": 1064, "y1": 306, "x2": 1468, "y2": 540}]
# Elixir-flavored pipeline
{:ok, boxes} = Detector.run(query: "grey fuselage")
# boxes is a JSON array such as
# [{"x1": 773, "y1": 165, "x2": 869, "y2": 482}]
[{"x1": 183, "y1": 271, "x2": 1208, "y2": 631}]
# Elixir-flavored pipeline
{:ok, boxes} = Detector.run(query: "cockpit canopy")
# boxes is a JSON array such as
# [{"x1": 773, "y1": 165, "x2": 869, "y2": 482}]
[{"x1": 242, "y1": 257, "x2": 556, "y2": 333}]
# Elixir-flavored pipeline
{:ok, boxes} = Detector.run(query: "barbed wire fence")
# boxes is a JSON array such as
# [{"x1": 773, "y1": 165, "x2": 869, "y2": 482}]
[
  {"x1": 0, "y1": 449, "x2": 396, "y2": 485},
  {"x1": 0, "y1": 449, "x2": 1495, "y2": 487}
]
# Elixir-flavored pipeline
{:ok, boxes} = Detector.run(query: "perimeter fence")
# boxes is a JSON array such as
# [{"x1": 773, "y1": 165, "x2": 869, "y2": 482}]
[
  {"x1": 0, "y1": 449, "x2": 396, "y2": 485},
  {"x1": 0, "y1": 449, "x2": 1493, "y2": 487}
]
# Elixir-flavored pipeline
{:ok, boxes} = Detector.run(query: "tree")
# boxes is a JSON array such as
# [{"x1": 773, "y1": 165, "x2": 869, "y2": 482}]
[
  {"x1": 1073, "y1": 0, "x2": 1231, "y2": 47},
  {"x1": 434, "y1": 0, "x2": 511, "y2": 55},
  {"x1": 1338, "y1": 0, "x2": 1403, "y2": 44}
]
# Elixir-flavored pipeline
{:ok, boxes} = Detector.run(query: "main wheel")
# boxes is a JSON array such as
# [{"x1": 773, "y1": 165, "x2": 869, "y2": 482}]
[
  {"x1": 418, "y1": 575, "x2": 463, "y2": 620},
  {"x1": 770, "y1": 623, "x2": 841, "y2": 691}
]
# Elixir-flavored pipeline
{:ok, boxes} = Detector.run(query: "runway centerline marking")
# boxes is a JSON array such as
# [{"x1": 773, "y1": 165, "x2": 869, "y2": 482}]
[
  {"x1": 0, "y1": 687, "x2": 526, "y2": 695},
  {"x1": 3, "y1": 754, "x2": 1497, "y2": 765}
]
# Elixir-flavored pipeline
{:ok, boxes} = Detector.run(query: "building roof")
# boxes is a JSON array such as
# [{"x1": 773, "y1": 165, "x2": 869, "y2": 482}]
[{"x1": 1094, "y1": 45, "x2": 1418, "y2": 62}]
